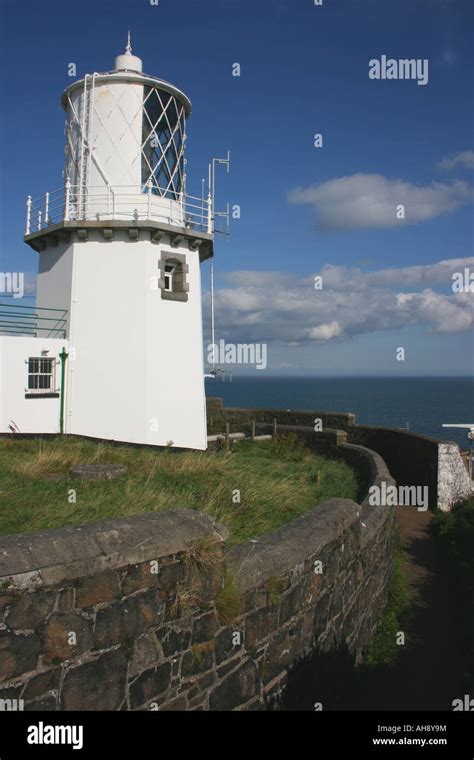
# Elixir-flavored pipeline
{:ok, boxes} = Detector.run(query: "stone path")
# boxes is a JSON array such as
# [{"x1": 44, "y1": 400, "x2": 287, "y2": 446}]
[{"x1": 284, "y1": 506, "x2": 469, "y2": 710}]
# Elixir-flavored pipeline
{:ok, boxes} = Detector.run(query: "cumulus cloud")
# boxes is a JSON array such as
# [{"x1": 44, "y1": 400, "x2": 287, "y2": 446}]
[
  {"x1": 307, "y1": 257, "x2": 474, "y2": 291},
  {"x1": 438, "y1": 150, "x2": 474, "y2": 171},
  {"x1": 287, "y1": 173, "x2": 473, "y2": 230},
  {"x1": 206, "y1": 258, "x2": 474, "y2": 345},
  {"x1": 307, "y1": 321, "x2": 342, "y2": 341}
]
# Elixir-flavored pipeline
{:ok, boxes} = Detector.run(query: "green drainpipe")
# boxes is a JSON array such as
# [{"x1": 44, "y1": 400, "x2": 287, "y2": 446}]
[{"x1": 59, "y1": 347, "x2": 69, "y2": 434}]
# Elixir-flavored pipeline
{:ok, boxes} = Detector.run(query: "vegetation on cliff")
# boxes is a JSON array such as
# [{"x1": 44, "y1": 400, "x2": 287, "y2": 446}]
[{"x1": 0, "y1": 434, "x2": 358, "y2": 544}]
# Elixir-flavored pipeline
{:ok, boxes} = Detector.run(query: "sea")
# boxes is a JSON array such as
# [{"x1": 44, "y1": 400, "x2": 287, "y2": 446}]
[{"x1": 205, "y1": 376, "x2": 474, "y2": 450}]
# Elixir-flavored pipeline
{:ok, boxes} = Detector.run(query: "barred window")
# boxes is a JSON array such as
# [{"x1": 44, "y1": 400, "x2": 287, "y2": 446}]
[{"x1": 27, "y1": 357, "x2": 56, "y2": 394}]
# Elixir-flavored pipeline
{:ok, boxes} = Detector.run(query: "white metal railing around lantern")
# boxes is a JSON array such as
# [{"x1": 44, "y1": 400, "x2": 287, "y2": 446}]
[{"x1": 25, "y1": 180, "x2": 223, "y2": 237}]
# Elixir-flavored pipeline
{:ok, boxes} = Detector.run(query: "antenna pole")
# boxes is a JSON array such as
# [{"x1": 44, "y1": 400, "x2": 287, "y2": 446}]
[{"x1": 210, "y1": 258, "x2": 216, "y2": 372}]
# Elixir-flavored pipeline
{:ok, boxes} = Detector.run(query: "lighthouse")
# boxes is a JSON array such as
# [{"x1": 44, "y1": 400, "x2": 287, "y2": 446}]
[{"x1": 0, "y1": 37, "x2": 219, "y2": 450}]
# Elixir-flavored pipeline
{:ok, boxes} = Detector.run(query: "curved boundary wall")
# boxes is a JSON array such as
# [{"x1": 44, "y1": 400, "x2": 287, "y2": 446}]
[
  {"x1": 206, "y1": 398, "x2": 473, "y2": 512},
  {"x1": 0, "y1": 435, "x2": 396, "y2": 711}
]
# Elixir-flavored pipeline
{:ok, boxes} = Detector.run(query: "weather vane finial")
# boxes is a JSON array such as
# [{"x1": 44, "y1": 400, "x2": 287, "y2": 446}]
[{"x1": 126, "y1": 30, "x2": 132, "y2": 55}]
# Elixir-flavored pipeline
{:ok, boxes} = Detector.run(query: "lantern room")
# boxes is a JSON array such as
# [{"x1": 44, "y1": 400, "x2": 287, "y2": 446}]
[{"x1": 60, "y1": 33, "x2": 193, "y2": 225}]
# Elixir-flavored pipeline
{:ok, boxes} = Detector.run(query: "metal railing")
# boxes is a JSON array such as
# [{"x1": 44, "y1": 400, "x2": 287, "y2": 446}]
[
  {"x1": 0, "y1": 303, "x2": 68, "y2": 339},
  {"x1": 25, "y1": 181, "x2": 215, "y2": 236}
]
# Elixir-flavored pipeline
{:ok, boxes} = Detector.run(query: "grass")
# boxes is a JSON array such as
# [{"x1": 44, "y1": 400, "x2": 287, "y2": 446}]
[
  {"x1": 0, "y1": 433, "x2": 359, "y2": 545},
  {"x1": 215, "y1": 571, "x2": 243, "y2": 624},
  {"x1": 363, "y1": 535, "x2": 411, "y2": 667},
  {"x1": 432, "y1": 495, "x2": 474, "y2": 690}
]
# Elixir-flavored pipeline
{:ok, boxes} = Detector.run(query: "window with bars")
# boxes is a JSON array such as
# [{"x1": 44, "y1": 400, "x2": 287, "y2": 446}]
[{"x1": 26, "y1": 357, "x2": 58, "y2": 396}]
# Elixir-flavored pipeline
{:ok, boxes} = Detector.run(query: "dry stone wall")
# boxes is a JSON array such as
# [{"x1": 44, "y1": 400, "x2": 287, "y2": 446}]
[{"x1": 0, "y1": 439, "x2": 396, "y2": 711}]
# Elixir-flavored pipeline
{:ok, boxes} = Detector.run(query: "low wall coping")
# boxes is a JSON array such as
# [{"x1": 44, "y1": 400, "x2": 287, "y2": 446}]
[
  {"x1": 0, "y1": 509, "x2": 227, "y2": 588},
  {"x1": 229, "y1": 498, "x2": 361, "y2": 591}
]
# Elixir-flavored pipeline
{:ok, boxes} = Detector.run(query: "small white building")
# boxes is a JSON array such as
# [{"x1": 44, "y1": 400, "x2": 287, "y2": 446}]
[{"x1": 0, "y1": 38, "x2": 220, "y2": 450}]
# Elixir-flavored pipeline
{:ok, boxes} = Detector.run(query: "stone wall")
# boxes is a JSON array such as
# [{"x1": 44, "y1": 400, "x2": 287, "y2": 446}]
[
  {"x1": 207, "y1": 402, "x2": 357, "y2": 432},
  {"x1": 0, "y1": 440, "x2": 396, "y2": 711},
  {"x1": 438, "y1": 442, "x2": 473, "y2": 512},
  {"x1": 207, "y1": 400, "x2": 472, "y2": 511}
]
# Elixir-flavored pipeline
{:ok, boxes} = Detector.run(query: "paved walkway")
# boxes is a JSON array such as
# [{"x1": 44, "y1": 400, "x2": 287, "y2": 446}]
[
  {"x1": 362, "y1": 506, "x2": 467, "y2": 711},
  {"x1": 284, "y1": 506, "x2": 468, "y2": 710}
]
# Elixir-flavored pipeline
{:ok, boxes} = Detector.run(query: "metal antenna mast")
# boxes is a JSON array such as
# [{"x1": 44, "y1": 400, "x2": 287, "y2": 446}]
[
  {"x1": 206, "y1": 152, "x2": 231, "y2": 381},
  {"x1": 210, "y1": 258, "x2": 216, "y2": 372}
]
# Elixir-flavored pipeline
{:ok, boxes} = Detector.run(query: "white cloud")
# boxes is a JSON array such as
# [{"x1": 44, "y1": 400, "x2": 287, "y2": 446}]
[
  {"x1": 207, "y1": 258, "x2": 474, "y2": 346},
  {"x1": 310, "y1": 257, "x2": 474, "y2": 290},
  {"x1": 288, "y1": 173, "x2": 473, "y2": 230},
  {"x1": 307, "y1": 321, "x2": 342, "y2": 341},
  {"x1": 438, "y1": 150, "x2": 474, "y2": 171}
]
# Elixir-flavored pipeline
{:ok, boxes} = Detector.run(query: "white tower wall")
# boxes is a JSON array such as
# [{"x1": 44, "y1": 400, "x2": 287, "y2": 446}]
[
  {"x1": 62, "y1": 233, "x2": 207, "y2": 449},
  {"x1": 36, "y1": 243, "x2": 74, "y2": 334}
]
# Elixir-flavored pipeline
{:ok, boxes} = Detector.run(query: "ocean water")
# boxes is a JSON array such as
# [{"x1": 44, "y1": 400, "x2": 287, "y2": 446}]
[{"x1": 205, "y1": 376, "x2": 474, "y2": 450}]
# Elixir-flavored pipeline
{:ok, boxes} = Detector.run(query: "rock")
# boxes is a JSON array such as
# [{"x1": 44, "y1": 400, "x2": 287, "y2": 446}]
[
  {"x1": 24, "y1": 694, "x2": 57, "y2": 711},
  {"x1": 209, "y1": 660, "x2": 258, "y2": 711},
  {"x1": 129, "y1": 632, "x2": 162, "y2": 678},
  {"x1": 76, "y1": 570, "x2": 120, "y2": 608},
  {"x1": 121, "y1": 562, "x2": 161, "y2": 595},
  {"x1": 94, "y1": 590, "x2": 163, "y2": 649},
  {"x1": 56, "y1": 588, "x2": 75, "y2": 612},
  {"x1": 43, "y1": 612, "x2": 93, "y2": 662},
  {"x1": 181, "y1": 642, "x2": 214, "y2": 677},
  {"x1": 159, "y1": 695, "x2": 187, "y2": 711},
  {"x1": 6, "y1": 590, "x2": 56, "y2": 631},
  {"x1": 215, "y1": 627, "x2": 243, "y2": 665},
  {"x1": 244, "y1": 606, "x2": 278, "y2": 650},
  {"x1": 192, "y1": 611, "x2": 218, "y2": 644},
  {"x1": 158, "y1": 627, "x2": 192, "y2": 657},
  {"x1": 0, "y1": 631, "x2": 41, "y2": 680},
  {"x1": 23, "y1": 669, "x2": 60, "y2": 700},
  {"x1": 129, "y1": 663, "x2": 172, "y2": 709},
  {"x1": 43, "y1": 473, "x2": 66, "y2": 482},
  {"x1": 61, "y1": 650, "x2": 127, "y2": 710},
  {"x1": 69, "y1": 464, "x2": 127, "y2": 481}
]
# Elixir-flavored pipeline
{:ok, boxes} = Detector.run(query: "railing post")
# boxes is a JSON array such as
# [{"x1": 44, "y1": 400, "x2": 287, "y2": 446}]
[
  {"x1": 45, "y1": 192, "x2": 50, "y2": 226},
  {"x1": 64, "y1": 177, "x2": 71, "y2": 221},
  {"x1": 207, "y1": 190, "x2": 213, "y2": 235},
  {"x1": 25, "y1": 195, "x2": 32, "y2": 235},
  {"x1": 146, "y1": 179, "x2": 152, "y2": 219},
  {"x1": 38, "y1": 210, "x2": 42, "y2": 231}
]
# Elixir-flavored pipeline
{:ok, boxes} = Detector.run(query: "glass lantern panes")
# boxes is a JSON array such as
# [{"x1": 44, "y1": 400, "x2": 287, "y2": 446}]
[{"x1": 142, "y1": 86, "x2": 185, "y2": 200}]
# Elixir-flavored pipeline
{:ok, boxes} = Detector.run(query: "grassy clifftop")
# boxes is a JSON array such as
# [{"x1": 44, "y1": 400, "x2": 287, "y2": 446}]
[{"x1": 0, "y1": 435, "x2": 358, "y2": 544}]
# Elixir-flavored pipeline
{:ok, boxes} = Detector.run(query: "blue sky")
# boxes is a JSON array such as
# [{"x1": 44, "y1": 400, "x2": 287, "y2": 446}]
[{"x1": 1, "y1": 0, "x2": 473, "y2": 375}]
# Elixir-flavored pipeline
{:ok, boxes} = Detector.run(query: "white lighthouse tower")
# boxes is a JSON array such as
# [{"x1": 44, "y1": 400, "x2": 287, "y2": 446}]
[{"x1": 1, "y1": 37, "x2": 221, "y2": 450}]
